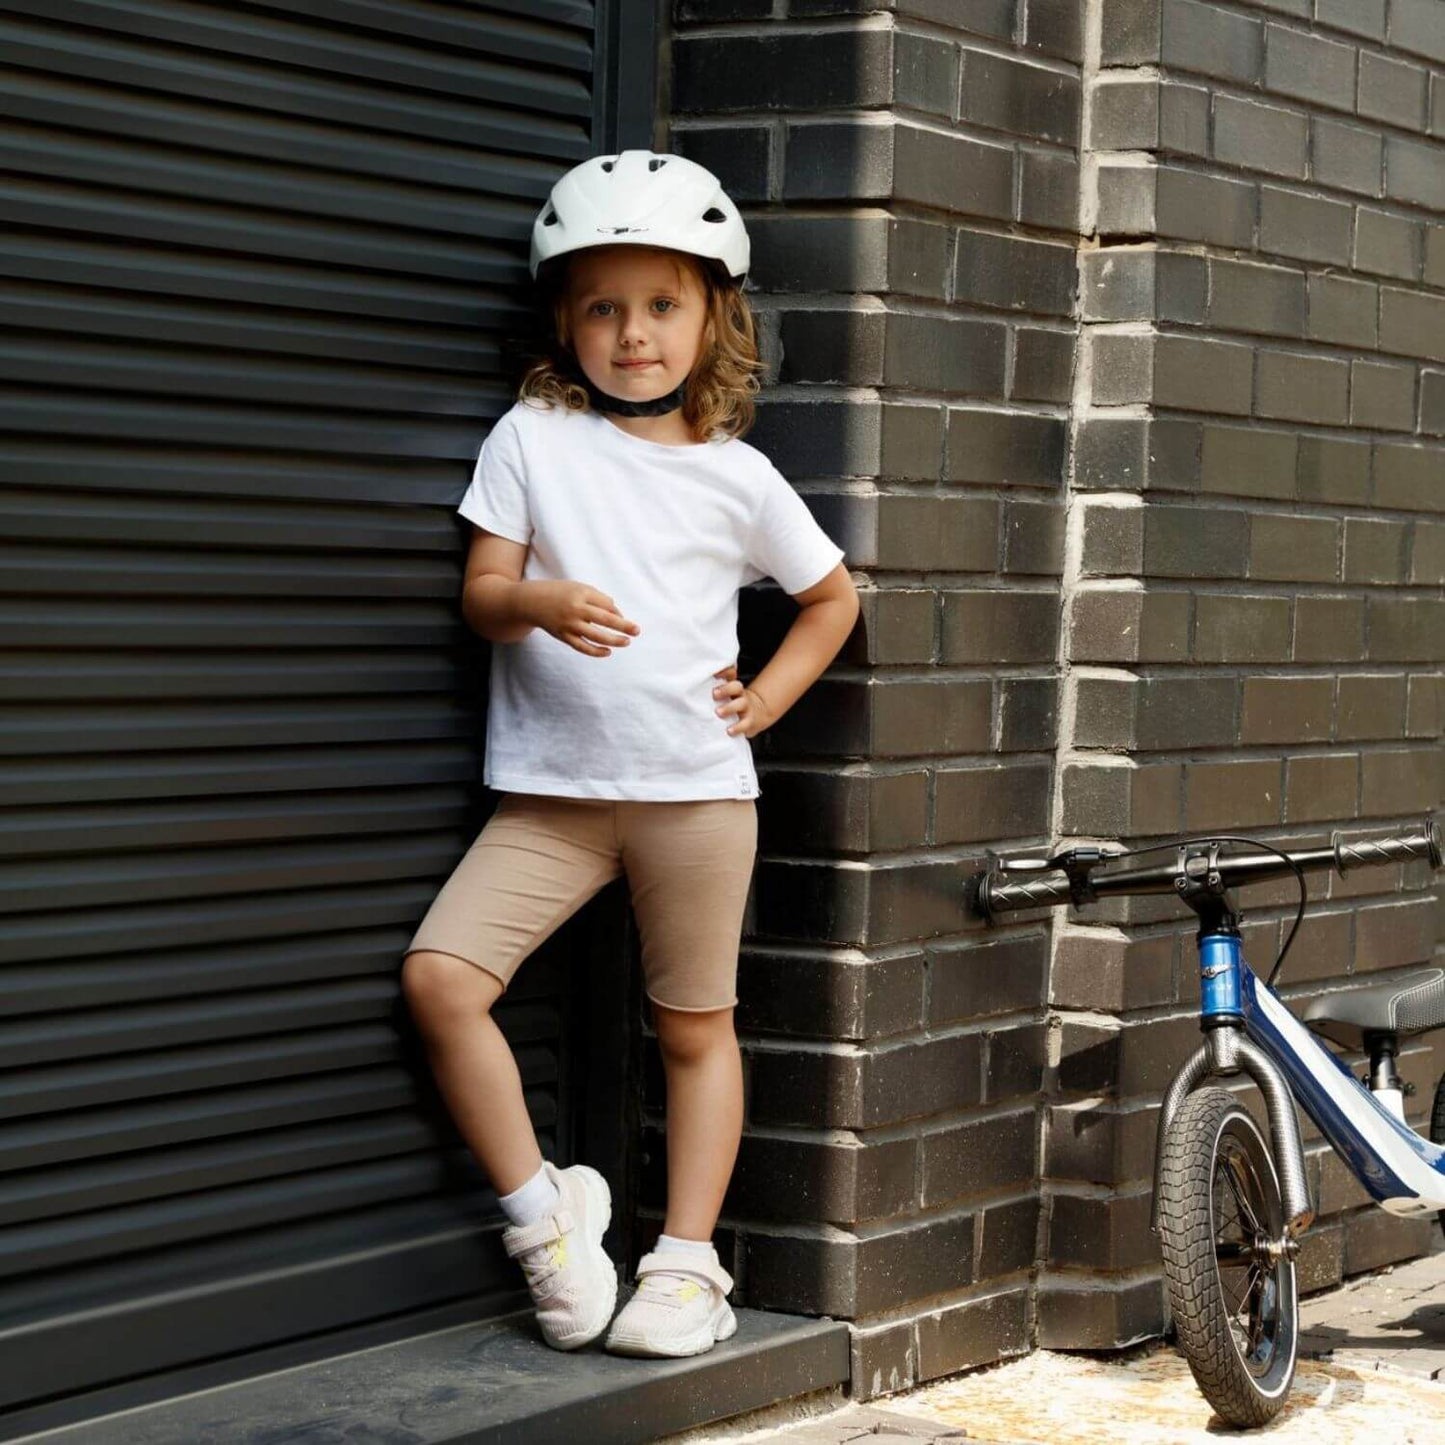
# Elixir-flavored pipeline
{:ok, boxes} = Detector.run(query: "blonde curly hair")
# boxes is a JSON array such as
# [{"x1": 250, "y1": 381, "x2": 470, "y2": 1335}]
[{"x1": 514, "y1": 247, "x2": 764, "y2": 442}]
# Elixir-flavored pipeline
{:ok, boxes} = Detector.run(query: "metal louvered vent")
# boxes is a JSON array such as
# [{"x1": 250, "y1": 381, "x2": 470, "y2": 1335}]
[{"x1": 0, "y1": 0, "x2": 645, "y2": 1418}]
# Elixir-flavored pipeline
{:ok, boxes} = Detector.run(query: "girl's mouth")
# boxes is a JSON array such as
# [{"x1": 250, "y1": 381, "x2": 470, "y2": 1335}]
[{"x1": 616, "y1": 361, "x2": 658, "y2": 369}]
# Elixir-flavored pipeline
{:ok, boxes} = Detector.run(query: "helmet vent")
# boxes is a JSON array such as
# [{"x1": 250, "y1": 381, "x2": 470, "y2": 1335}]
[
  {"x1": 541, "y1": 208, "x2": 557, "y2": 226},
  {"x1": 649, "y1": 157, "x2": 668, "y2": 171},
  {"x1": 702, "y1": 208, "x2": 726, "y2": 223},
  {"x1": 601, "y1": 160, "x2": 614, "y2": 172}
]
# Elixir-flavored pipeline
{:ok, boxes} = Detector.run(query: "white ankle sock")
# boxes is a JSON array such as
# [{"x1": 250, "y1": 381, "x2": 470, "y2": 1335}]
[
  {"x1": 656, "y1": 1232, "x2": 715, "y2": 1258},
  {"x1": 498, "y1": 1163, "x2": 560, "y2": 1227}
]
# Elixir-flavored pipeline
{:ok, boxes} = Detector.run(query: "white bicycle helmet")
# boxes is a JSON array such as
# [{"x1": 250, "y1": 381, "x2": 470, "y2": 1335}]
[{"x1": 529, "y1": 150, "x2": 749, "y2": 283}]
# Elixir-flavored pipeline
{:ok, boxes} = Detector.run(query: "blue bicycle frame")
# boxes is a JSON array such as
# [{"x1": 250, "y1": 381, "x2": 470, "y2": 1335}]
[{"x1": 1162, "y1": 931, "x2": 1445, "y2": 1227}]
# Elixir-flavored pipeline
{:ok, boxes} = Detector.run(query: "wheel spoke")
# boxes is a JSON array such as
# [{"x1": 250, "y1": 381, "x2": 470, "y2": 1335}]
[{"x1": 1222, "y1": 1155, "x2": 1262, "y2": 1236}]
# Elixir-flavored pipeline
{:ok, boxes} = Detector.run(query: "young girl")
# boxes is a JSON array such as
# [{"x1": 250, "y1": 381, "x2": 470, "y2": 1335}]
[{"x1": 400, "y1": 150, "x2": 859, "y2": 1359}]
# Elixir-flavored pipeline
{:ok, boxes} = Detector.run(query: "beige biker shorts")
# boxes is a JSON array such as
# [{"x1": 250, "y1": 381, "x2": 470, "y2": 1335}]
[{"x1": 405, "y1": 792, "x2": 758, "y2": 1011}]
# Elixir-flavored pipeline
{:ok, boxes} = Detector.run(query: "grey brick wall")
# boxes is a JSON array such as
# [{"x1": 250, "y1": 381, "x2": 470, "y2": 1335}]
[
  {"x1": 1057, "y1": 0, "x2": 1445, "y2": 1349},
  {"x1": 661, "y1": 0, "x2": 1444, "y2": 1403}
]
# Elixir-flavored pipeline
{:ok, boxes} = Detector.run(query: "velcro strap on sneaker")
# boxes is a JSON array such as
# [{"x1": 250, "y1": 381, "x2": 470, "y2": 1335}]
[
  {"x1": 501, "y1": 1207, "x2": 574, "y2": 1257},
  {"x1": 636, "y1": 1249, "x2": 733, "y2": 1296}
]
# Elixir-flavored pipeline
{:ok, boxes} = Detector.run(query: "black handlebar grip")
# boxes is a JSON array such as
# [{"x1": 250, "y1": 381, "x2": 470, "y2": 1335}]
[
  {"x1": 976, "y1": 870, "x2": 1074, "y2": 918},
  {"x1": 1333, "y1": 816, "x2": 1442, "y2": 872}
]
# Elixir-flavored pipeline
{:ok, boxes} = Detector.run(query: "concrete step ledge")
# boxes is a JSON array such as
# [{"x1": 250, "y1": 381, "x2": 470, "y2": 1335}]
[{"x1": 16, "y1": 1305, "x2": 851, "y2": 1445}]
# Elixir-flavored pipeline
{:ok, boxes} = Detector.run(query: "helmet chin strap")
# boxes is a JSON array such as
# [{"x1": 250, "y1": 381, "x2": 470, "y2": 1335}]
[{"x1": 580, "y1": 372, "x2": 689, "y2": 417}]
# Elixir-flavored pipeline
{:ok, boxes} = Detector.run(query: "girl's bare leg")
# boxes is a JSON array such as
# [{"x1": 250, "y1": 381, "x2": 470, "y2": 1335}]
[
  {"x1": 651, "y1": 1002, "x2": 743, "y2": 1241},
  {"x1": 401, "y1": 951, "x2": 544, "y2": 1194}
]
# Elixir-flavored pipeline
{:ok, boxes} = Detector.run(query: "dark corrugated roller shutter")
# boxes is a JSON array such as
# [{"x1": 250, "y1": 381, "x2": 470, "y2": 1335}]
[{"x1": 0, "y1": 0, "x2": 644, "y2": 1414}]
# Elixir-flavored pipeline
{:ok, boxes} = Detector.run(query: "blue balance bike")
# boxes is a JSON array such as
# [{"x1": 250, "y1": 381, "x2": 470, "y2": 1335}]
[{"x1": 970, "y1": 817, "x2": 1445, "y2": 1427}]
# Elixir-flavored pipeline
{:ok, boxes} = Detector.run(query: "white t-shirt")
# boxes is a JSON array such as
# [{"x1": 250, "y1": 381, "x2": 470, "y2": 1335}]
[{"x1": 456, "y1": 398, "x2": 846, "y2": 801}]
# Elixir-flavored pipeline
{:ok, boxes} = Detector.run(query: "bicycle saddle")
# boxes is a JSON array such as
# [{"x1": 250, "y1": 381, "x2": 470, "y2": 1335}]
[{"x1": 1302, "y1": 967, "x2": 1445, "y2": 1049}]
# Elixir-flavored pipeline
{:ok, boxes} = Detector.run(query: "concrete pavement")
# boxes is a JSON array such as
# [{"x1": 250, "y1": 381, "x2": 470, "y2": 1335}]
[{"x1": 667, "y1": 1238, "x2": 1445, "y2": 1445}]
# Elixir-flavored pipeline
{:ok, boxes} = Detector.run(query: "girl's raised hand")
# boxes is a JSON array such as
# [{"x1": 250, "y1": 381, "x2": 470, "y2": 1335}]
[
  {"x1": 712, "y1": 662, "x2": 776, "y2": 739},
  {"x1": 528, "y1": 580, "x2": 640, "y2": 657}
]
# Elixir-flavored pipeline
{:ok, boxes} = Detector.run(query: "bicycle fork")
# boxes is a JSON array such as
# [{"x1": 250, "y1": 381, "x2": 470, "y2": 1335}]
[{"x1": 1149, "y1": 930, "x2": 1315, "y2": 1241}]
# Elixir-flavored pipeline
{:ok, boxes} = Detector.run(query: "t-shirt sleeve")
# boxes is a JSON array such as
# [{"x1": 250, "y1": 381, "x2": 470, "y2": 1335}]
[
  {"x1": 457, "y1": 409, "x2": 531, "y2": 544},
  {"x1": 743, "y1": 464, "x2": 846, "y2": 595}
]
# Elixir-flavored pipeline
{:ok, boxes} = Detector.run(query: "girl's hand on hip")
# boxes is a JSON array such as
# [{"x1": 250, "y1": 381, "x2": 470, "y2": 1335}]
[
  {"x1": 713, "y1": 663, "x2": 776, "y2": 739},
  {"x1": 528, "y1": 580, "x2": 640, "y2": 656}
]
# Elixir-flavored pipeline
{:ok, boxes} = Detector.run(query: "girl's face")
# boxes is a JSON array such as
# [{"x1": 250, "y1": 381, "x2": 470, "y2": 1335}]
[{"x1": 562, "y1": 245, "x2": 710, "y2": 400}]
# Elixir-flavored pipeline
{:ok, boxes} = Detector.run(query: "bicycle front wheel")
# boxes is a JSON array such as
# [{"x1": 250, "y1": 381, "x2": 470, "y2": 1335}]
[{"x1": 1156, "y1": 1086, "x2": 1298, "y2": 1427}]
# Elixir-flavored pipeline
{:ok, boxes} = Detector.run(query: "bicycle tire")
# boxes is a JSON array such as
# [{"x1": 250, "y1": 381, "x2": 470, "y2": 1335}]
[
  {"x1": 1156, "y1": 1087, "x2": 1298, "y2": 1427},
  {"x1": 1430, "y1": 1074, "x2": 1445, "y2": 1235}
]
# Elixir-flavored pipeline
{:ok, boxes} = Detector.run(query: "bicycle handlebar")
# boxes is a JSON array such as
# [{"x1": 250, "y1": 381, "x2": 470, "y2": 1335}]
[{"x1": 971, "y1": 815, "x2": 1442, "y2": 922}]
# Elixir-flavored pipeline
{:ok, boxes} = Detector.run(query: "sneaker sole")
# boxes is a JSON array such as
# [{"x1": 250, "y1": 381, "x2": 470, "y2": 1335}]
[
  {"x1": 604, "y1": 1299, "x2": 738, "y2": 1358},
  {"x1": 545, "y1": 1164, "x2": 618, "y2": 1351}
]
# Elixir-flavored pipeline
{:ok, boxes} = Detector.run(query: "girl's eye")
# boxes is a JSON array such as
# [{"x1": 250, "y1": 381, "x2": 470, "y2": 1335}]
[{"x1": 652, "y1": 299, "x2": 675, "y2": 313}]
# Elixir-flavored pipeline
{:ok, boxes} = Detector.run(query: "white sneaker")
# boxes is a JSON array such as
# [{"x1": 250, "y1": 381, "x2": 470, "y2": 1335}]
[
  {"x1": 500, "y1": 1161, "x2": 618, "y2": 1350},
  {"x1": 603, "y1": 1247, "x2": 737, "y2": 1357}
]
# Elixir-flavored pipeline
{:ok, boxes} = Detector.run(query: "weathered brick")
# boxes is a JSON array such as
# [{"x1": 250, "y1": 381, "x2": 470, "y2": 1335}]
[
  {"x1": 1002, "y1": 498, "x2": 1066, "y2": 574},
  {"x1": 954, "y1": 230, "x2": 1078, "y2": 316},
  {"x1": 940, "y1": 589, "x2": 1059, "y2": 664},
  {"x1": 1367, "y1": 596, "x2": 1445, "y2": 661},
  {"x1": 1306, "y1": 273, "x2": 1377, "y2": 348},
  {"x1": 1386, "y1": 135, "x2": 1445, "y2": 211},
  {"x1": 1135, "y1": 676, "x2": 1239, "y2": 749},
  {"x1": 1336, "y1": 674, "x2": 1407, "y2": 740},
  {"x1": 1373, "y1": 441, "x2": 1445, "y2": 511},
  {"x1": 1213, "y1": 94, "x2": 1308, "y2": 178},
  {"x1": 1143, "y1": 503, "x2": 1249, "y2": 579},
  {"x1": 1314, "y1": 0, "x2": 1384, "y2": 42},
  {"x1": 675, "y1": 29, "x2": 892, "y2": 112},
  {"x1": 748, "y1": 215, "x2": 950, "y2": 296},
  {"x1": 1256, "y1": 349, "x2": 1350, "y2": 425},
  {"x1": 1162, "y1": 0, "x2": 1262, "y2": 85},
  {"x1": 1293, "y1": 595, "x2": 1365, "y2": 662},
  {"x1": 1357, "y1": 51, "x2": 1428, "y2": 131},
  {"x1": 1192, "y1": 593, "x2": 1292, "y2": 662},
  {"x1": 946, "y1": 408, "x2": 1067, "y2": 487},
  {"x1": 1263, "y1": 22, "x2": 1356, "y2": 112},
  {"x1": 1200, "y1": 423, "x2": 1296, "y2": 500},
  {"x1": 1259, "y1": 185, "x2": 1352, "y2": 264},
  {"x1": 1407, "y1": 672, "x2": 1442, "y2": 736},
  {"x1": 1017, "y1": 148, "x2": 1080, "y2": 231},
  {"x1": 1157, "y1": 166, "x2": 1257, "y2": 247},
  {"x1": 1160, "y1": 79, "x2": 1211, "y2": 156},
  {"x1": 1350, "y1": 361, "x2": 1416, "y2": 433},
  {"x1": 1344, "y1": 516, "x2": 1409, "y2": 584},
  {"x1": 1090, "y1": 76, "x2": 1160, "y2": 151},
  {"x1": 887, "y1": 312, "x2": 1008, "y2": 394},
  {"x1": 958, "y1": 48, "x2": 1080, "y2": 147},
  {"x1": 1283, "y1": 753, "x2": 1359, "y2": 822},
  {"x1": 928, "y1": 931, "x2": 1049, "y2": 1025},
  {"x1": 1049, "y1": 1189, "x2": 1158, "y2": 1271},
  {"x1": 1381, "y1": 288, "x2": 1445, "y2": 364},
  {"x1": 922, "y1": 1110, "x2": 1036, "y2": 1206},
  {"x1": 1208, "y1": 258, "x2": 1306, "y2": 336},
  {"x1": 1241, "y1": 676, "x2": 1333, "y2": 744},
  {"x1": 935, "y1": 760, "x2": 1053, "y2": 843},
  {"x1": 1297, "y1": 435, "x2": 1371, "y2": 505},
  {"x1": 1356, "y1": 210, "x2": 1422, "y2": 283},
  {"x1": 894, "y1": 30, "x2": 960, "y2": 118},
  {"x1": 1248, "y1": 512, "x2": 1340, "y2": 581},
  {"x1": 1390, "y1": 0, "x2": 1445, "y2": 66},
  {"x1": 1011, "y1": 327, "x2": 1075, "y2": 403},
  {"x1": 915, "y1": 1288, "x2": 1029, "y2": 1385},
  {"x1": 1310, "y1": 118, "x2": 1383, "y2": 197},
  {"x1": 1186, "y1": 755, "x2": 1285, "y2": 828},
  {"x1": 1070, "y1": 588, "x2": 1189, "y2": 664}
]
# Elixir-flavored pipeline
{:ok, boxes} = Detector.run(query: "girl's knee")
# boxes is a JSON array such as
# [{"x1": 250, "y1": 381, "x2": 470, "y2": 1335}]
[
  {"x1": 653, "y1": 1001, "x2": 736, "y2": 1063},
  {"x1": 401, "y1": 950, "x2": 504, "y2": 1024}
]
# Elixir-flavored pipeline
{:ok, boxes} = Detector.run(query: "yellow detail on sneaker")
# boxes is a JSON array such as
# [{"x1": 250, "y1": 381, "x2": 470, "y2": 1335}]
[
  {"x1": 547, "y1": 1236, "x2": 568, "y2": 1270},
  {"x1": 676, "y1": 1281, "x2": 703, "y2": 1303}
]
